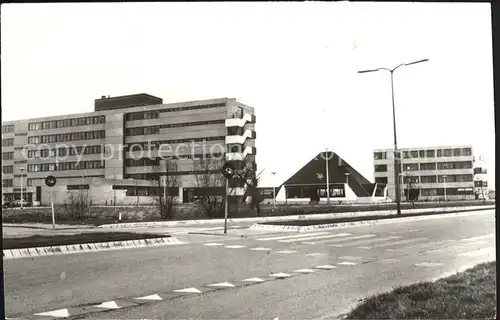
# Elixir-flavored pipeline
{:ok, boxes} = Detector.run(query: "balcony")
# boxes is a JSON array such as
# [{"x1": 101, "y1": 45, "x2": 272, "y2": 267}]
[
  {"x1": 225, "y1": 129, "x2": 256, "y2": 145},
  {"x1": 225, "y1": 113, "x2": 255, "y2": 127},
  {"x1": 226, "y1": 146, "x2": 256, "y2": 161}
]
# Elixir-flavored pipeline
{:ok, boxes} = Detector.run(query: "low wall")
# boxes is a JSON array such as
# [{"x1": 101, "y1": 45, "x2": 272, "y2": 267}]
[{"x1": 2, "y1": 200, "x2": 495, "y2": 224}]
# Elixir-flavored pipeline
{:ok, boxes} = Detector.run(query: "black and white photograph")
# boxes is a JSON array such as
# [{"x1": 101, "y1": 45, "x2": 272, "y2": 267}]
[{"x1": 1, "y1": 2, "x2": 496, "y2": 319}]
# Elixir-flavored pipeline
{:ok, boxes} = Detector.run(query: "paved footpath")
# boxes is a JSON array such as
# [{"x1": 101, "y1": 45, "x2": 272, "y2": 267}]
[{"x1": 3, "y1": 208, "x2": 495, "y2": 319}]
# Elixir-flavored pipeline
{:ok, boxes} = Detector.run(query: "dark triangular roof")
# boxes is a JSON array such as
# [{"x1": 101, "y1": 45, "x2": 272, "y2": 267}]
[{"x1": 283, "y1": 151, "x2": 374, "y2": 197}]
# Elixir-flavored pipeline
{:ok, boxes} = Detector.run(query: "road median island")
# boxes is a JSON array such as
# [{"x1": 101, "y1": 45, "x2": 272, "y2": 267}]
[
  {"x1": 344, "y1": 261, "x2": 496, "y2": 319},
  {"x1": 257, "y1": 207, "x2": 493, "y2": 227},
  {"x1": 2, "y1": 232, "x2": 170, "y2": 250}
]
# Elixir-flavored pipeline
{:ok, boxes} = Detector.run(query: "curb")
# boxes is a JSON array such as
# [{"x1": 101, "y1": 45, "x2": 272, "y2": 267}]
[
  {"x1": 249, "y1": 208, "x2": 494, "y2": 232},
  {"x1": 2, "y1": 236, "x2": 185, "y2": 260},
  {"x1": 97, "y1": 205, "x2": 495, "y2": 229}
]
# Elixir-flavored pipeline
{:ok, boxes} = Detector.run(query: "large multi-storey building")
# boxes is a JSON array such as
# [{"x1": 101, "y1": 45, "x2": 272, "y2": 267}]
[
  {"x1": 1, "y1": 94, "x2": 256, "y2": 205},
  {"x1": 373, "y1": 145, "x2": 477, "y2": 201}
]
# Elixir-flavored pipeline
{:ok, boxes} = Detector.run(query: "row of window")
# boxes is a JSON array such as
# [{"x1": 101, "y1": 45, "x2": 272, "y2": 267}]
[
  {"x1": 2, "y1": 166, "x2": 14, "y2": 174},
  {"x1": 286, "y1": 185, "x2": 346, "y2": 199},
  {"x1": 374, "y1": 148, "x2": 472, "y2": 160},
  {"x1": 127, "y1": 136, "x2": 226, "y2": 150},
  {"x1": 28, "y1": 116, "x2": 105, "y2": 131},
  {"x1": 2, "y1": 179, "x2": 13, "y2": 187},
  {"x1": 27, "y1": 145, "x2": 103, "y2": 158},
  {"x1": 125, "y1": 103, "x2": 226, "y2": 121},
  {"x1": 26, "y1": 175, "x2": 105, "y2": 186},
  {"x1": 2, "y1": 125, "x2": 14, "y2": 134},
  {"x1": 27, "y1": 161, "x2": 104, "y2": 172},
  {"x1": 125, "y1": 154, "x2": 224, "y2": 167},
  {"x1": 124, "y1": 170, "x2": 220, "y2": 180},
  {"x1": 475, "y1": 180, "x2": 488, "y2": 187},
  {"x1": 375, "y1": 161, "x2": 473, "y2": 172},
  {"x1": 375, "y1": 174, "x2": 474, "y2": 185},
  {"x1": 28, "y1": 130, "x2": 105, "y2": 144},
  {"x1": 125, "y1": 119, "x2": 226, "y2": 136},
  {"x1": 2, "y1": 152, "x2": 14, "y2": 160},
  {"x1": 419, "y1": 188, "x2": 474, "y2": 196},
  {"x1": 112, "y1": 186, "x2": 180, "y2": 197},
  {"x1": 2, "y1": 138, "x2": 14, "y2": 147}
]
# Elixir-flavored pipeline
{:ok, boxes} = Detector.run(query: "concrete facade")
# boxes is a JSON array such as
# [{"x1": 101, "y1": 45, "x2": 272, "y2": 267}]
[
  {"x1": 2, "y1": 95, "x2": 256, "y2": 206},
  {"x1": 373, "y1": 145, "x2": 480, "y2": 201}
]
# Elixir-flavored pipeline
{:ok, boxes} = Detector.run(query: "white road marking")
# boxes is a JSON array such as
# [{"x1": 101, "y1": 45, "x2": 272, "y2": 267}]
[
  {"x1": 279, "y1": 233, "x2": 351, "y2": 243},
  {"x1": 414, "y1": 262, "x2": 444, "y2": 267},
  {"x1": 225, "y1": 245, "x2": 246, "y2": 249},
  {"x1": 173, "y1": 287, "x2": 202, "y2": 293},
  {"x1": 270, "y1": 272, "x2": 292, "y2": 278},
  {"x1": 338, "y1": 256, "x2": 363, "y2": 260},
  {"x1": 359, "y1": 238, "x2": 428, "y2": 249},
  {"x1": 459, "y1": 247, "x2": 495, "y2": 257},
  {"x1": 460, "y1": 234, "x2": 494, "y2": 242},
  {"x1": 276, "y1": 250, "x2": 297, "y2": 254},
  {"x1": 257, "y1": 232, "x2": 330, "y2": 241},
  {"x1": 207, "y1": 282, "x2": 235, "y2": 288},
  {"x1": 306, "y1": 253, "x2": 328, "y2": 257},
  {"x1": 34, "y1": 309, "x2": 70, "y2": 318},
  {"x1": 338, "y1": 261, "x2": 357, "y2": 266},
  {"x1": 325, "y1": 234, "x2": 378, "y2": 247},
  {"x1": 94, "y1": 301, "x2": 120, "y2": 309},
  {"x1": 242, "y1": 277, "x2": 265, "y2": 282},
  {"x1": 250, "y1": 247, "x2": 272, "y2": 251},
  {"x1": 294, "y1": 269, "x2": 316, "y2": 274},
  {"x1": 315, "y1": 265, "x2": 337, "y2": 270},
  {"x1": 378, "y1": 258, "x2": 400, "y2": 264},
  {"x1": 329, "y1": 236, "x2": 399, "y2": 248},
  {"x1": 385, "y1": 248, "x2": 405, "y2": 252},
  {"x1": 203, "y1": 243, "x2": 224, "y2": 246},
  {"x1": 135, "y1": 294, "x2": 163, "y2": 301}
]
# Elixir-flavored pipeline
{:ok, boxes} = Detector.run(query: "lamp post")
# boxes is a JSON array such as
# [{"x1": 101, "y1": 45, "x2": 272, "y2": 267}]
[
  {"x1": 19, "y1": 168, "x2": 25, "y2": 209},
  {"x1": 442, "y1": 175, "x2": 447, "y2": 201},
  {"x1": 272, "y1": 171, "x2": 276, "y2": 208},
  {"x1": 344, "y1": 172, "x2": 350, "y2": 200},
  {"x1": 358, "y1": 58, "x2": 429, "y2": 215},
  {"x1": 325, "y1": 148, "x2": 330, "y2": 204}
]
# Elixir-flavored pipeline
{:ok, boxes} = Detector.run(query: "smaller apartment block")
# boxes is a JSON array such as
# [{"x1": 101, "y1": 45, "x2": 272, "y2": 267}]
[{"x1": 373, "y1": 145, "x2": 482, "y2": 201}]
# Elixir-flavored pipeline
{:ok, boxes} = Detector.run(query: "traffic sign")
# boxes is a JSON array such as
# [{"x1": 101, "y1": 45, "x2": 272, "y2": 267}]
[
  {"x1": 221, "y1": 162, "x2": 236, "y2": 179},
  {"x1": 45, "y1": 175, "x2": 57, "y2": 187}
]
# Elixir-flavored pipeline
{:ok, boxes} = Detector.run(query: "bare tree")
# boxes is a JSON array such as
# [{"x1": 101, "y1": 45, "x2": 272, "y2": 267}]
[
  {"x1": 64, "y1": 190, "x2": 89, "y2": 221},
  {"x1": 228, "y1": 155, "x2": 263, "y2": 216},
  {"x1": 192, "y1": 157, "x2": 226, "y2": 218},
  {"x1": 404, "y1": 170, "x2": 419, "y2": 207},
  {"x1": 475, "y1": 178, "x2": 488, "y2": 204},
  {"x1": 152, "y1": 158, "x2": 181, "y2": 220}
]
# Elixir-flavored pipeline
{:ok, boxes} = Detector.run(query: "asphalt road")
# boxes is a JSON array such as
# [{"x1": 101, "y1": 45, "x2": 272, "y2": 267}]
[{"x1": 3, "y1": 208, "x2": 495, "y2": 319}]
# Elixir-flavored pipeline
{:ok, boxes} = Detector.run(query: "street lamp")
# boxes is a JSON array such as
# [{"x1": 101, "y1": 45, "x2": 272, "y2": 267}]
[
  {"x1": 272, "y1": 171, "x2": 276, "y2": 208},
  {"x1": 442, "y1": 175, "x2": 447, "y2": 201},
  {"x1": 344, "y1": 172, "x2": 350, "y2": 200},
  {"x1": 405, "y1": 166, "x2": 411, "y2": 201},
  {"x1": 358, "y1": 58, "x2": 429, "y2": 215},
  {"x1": 19, "y1": 168, "x2": 25, "y2": 209}
]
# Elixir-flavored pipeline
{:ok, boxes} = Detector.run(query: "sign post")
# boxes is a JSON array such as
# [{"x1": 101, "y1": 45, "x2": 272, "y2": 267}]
[
  {"x1": 221, "y1": 162, "x2": 236, "y2": 234},
  {"x1": 45, "y1": 175, "x2": 57, "y2": 229}
]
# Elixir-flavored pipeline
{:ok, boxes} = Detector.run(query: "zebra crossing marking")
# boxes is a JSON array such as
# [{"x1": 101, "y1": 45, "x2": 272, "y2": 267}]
[
  {"x1": 278, "y1": 233, "x2": 351, "y2": 243},
  {"x1": 358, "y1": 238, "x2": 428, "y2": 250}
]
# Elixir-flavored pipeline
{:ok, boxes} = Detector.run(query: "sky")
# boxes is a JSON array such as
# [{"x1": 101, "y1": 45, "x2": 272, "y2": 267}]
[{"x1": 1, "y1": 2, "x2": 495, "y2": 188}]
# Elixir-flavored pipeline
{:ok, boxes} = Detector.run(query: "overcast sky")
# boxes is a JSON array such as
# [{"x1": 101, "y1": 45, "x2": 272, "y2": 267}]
[{"x1": 1, "y1": 2, "x2": 495, "y2": 188}]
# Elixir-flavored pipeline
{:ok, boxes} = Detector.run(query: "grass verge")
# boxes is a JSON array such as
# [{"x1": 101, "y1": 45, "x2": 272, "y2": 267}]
[
  {"x1": 2, "y1": 232, "x2": 169, "y2": 250},
  {"x1": 345, "y1": 261, "x2": 496, "y2": 319}
]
